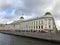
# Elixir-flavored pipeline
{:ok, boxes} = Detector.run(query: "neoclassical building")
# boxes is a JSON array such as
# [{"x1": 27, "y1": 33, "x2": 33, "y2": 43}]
[{"x1": 4, "y1": 12, "x2": 57, "y2": 32}]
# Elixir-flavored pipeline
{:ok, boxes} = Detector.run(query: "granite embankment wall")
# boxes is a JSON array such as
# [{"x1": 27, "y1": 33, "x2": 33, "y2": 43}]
[{"x1": 0, "y1": 31, "x2": 60, "y2": 42}]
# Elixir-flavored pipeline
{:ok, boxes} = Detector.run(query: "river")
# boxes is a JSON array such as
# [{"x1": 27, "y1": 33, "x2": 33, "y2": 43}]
[{"x1": 0, "y1": 33, "x2": 59, "y2": 45}]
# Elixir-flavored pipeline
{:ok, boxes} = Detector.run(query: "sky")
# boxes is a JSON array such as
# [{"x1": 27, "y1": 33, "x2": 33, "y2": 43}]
[{"x1": 0, "y1": 0, "x2": 60, "y2": 29}]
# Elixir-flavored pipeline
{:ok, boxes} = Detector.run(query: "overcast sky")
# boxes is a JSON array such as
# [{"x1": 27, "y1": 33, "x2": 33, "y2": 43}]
[{"x1": 0, "y1": 0, "x2": 60, "y2": 29}]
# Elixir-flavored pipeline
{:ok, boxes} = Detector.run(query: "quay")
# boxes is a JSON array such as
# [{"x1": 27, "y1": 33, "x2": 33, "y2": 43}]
[{"x1": 0, "y1": 30, "x2": 60, "y2": 43}]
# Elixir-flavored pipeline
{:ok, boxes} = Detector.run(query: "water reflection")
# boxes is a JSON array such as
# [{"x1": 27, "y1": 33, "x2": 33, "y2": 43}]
[{"x1": 0, "y1": 33, "x2": 59, "y2": 45}]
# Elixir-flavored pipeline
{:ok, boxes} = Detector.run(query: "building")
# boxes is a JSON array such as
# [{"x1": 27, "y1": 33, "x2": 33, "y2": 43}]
[
  {"x1": 4, "y1": 12, "x2": 57, "y2": 32},
  {"x1": 0, "y1": 24, "x2": 5, "y2": 30}
]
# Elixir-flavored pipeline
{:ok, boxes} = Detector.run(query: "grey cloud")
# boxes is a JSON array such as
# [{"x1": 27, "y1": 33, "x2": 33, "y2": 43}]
[
  {"x1": 52, "y1": 0, "x2": 60, "y2": 20},
  {"x1": 0, "y1": 0, "x2": 60, "y2": 24},
  {"x1": 0, "y1": 0, "x2": 55, "y2": 16},
  {"x1": 14, "y1": 0, "x2": 55, "y2": 17}
]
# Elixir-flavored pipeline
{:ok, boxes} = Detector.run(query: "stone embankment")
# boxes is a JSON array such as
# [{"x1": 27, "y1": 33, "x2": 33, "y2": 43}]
[{"x1": 0, "y1": 30, "x2": 60, "y2": 42}]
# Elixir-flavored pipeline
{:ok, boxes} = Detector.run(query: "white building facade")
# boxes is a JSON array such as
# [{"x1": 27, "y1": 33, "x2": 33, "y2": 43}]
[{"x1": 4, "y1": 12, "x2": 57, "y2": 32}]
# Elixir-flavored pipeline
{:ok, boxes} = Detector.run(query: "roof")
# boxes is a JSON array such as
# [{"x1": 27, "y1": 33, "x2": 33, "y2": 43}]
[
  {"x1": 45, "y1": 12, "x2": 51, "y2": 15},
  {"x1": 20, "y1": 16, "x2": 24, "y2": 19},
  {"x1": 43, "y1": 12, "x2": 53, "y2": 18}
]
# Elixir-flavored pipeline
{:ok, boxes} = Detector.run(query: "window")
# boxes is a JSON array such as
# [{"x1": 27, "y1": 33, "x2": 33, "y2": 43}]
[
  {"x1": 32, "y1": 22, "x2": 33, "y2": 25},
  {"x1": 48, "y1": 19, "x2": 51, "y2": 24},
  {"x1": 39, "y1": 21, "x2": 40, "y2": 25},
  {"x1": 41, "y1": 20, "x2": 43, "y2": 24},
  {"x1": 36, "y1": 26, "x2": 38, "y2": 29},
  {"x1": 49, "y1": 25, "x2": 51, "y2": 29},
  {"x1": 36, "y1": 21, "x2": 38, "y2": 25},
  {"x1": 45, "y1": 24, "x2": 47, "y2": 28},
  {"x1": 39, "y1": 26, "x2": 40, "y2": 29},
  {"x1": 34, "y1": 21, "x2": 35, "y2": 25},
  {"x1": 34, "y1": 26, "x2": 35, "y2": 29},
  {"x1": 41, "y1": 25, "x2": 43, "y2": 29}
]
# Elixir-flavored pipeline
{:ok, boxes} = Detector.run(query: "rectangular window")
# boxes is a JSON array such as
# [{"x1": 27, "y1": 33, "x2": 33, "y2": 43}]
[
  {"x1": 39, "y1": 26, "x2": 40, "y2": 29},
  {"x1": 39, "y1": 21, "x2": 40, "y2": 25},
  {"x1": 36, "y1": 26, "x2": 38, "y2": 29},
  {"x1": 41, "y1": 20, "x2": 43, "y2": 24},
  {"x1": 49, "y1": 25, "x2": 51, "y2": 29},
  {"x1": 36, "y1": 21, "x2": 37, "y2": 25},
  {"x1": 34, "y1": 21, "x2": 35, "y2": 25},
  {"x1": 48, "y1": 19, "x2": 51, "y2": 24},
  {"x1": 34, "y1": 26, "x2": 35, "y2": 29},
  {"x1": 41, "y1": 25, "x2": 43, "y2": 29}
]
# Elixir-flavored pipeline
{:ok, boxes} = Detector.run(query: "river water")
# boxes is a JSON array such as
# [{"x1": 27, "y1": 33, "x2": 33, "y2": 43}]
[{"x1": 0, "y1": 33, "x2": 60, "y2": 45}]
